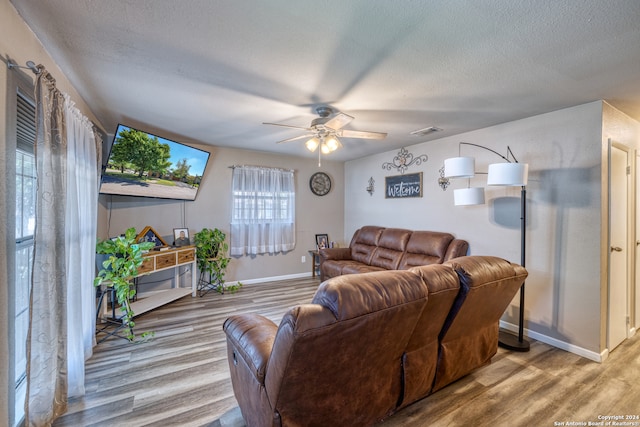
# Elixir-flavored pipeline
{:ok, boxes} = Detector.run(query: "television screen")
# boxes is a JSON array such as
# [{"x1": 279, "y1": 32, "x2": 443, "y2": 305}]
[{"x1": 99, "y1": 124, "x2": 210, "y2": 201}]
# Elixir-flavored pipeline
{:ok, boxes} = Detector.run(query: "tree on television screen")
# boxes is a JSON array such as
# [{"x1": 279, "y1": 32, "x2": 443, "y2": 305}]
[
  {"x1": 172, "y1": 158, "x2": 191, "y2": 180},
  {"x1": 112, "y1": 128, "x2": 172, "y2": 178}
]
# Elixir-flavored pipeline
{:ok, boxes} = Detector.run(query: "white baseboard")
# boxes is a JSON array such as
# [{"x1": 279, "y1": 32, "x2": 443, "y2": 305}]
[
  {"x1": 499, "y1": 320, "x2": 605, "y2": 363},
  {"x1": 227, "y1": 271, "x2": 313, "y2": 286}
]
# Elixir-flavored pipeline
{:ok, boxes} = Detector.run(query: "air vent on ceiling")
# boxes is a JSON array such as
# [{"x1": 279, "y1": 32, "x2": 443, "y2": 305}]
[{"x1": 409, "y1": 126, "x2": 442, "y2": 136}]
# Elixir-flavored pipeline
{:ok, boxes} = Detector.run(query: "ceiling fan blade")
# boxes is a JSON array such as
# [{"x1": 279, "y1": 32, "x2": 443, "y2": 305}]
[
  {"x1": 263, "y1": 122, "x2": 311, "y2": 131},
  {"x1": 276, "y1": 134, "x2": 315, "y2": 144},
  {"x1": 339, "y1": 129, "x2": 387, "y2": 140},
  {"x1": 324, "y1": 112, "x2": 354, "y2": 130}
]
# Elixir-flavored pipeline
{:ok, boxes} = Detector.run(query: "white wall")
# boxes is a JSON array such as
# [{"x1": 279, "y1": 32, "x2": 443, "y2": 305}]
[
  {"x1": 345, "y1": 101, "x2": 607, "y2": 357},
  {"x1": 98, "y1": 144, "x2": 345, "y2": 287}
]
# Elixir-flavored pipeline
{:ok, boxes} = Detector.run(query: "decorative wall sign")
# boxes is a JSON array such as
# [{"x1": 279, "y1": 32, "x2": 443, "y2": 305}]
[
  {"x1": 385, "y1": 172, "x2": 423, "y2": 198},
  {"x1": 382, "y1": 147, "x2": 428, "y2": 174}
]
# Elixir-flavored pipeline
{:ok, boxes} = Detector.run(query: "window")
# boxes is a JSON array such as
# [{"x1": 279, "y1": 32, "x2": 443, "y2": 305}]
[
  {"x1": 230, "y1": 166, "x2": 295, "y2": 255},
  {"x1": 14, "y1": 89, "x2": 36, "y2": 426}
]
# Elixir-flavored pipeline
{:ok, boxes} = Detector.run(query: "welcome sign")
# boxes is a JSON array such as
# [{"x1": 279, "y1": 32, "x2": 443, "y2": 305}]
[{"x1": 385, "y1": 172, "x2": 423, "y2": 198}]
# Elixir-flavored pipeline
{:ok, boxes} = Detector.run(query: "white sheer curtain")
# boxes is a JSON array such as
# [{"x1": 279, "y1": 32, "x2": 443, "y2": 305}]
[
  {"x1": 26, "y1": 69, "x2": 100, "y2": 425},
  {"x1": 230, "y1": 166, "x2": 296, "y2": 256},
  {"x1": 63, "y1": 94, "x2": 100, "y2": 397}
]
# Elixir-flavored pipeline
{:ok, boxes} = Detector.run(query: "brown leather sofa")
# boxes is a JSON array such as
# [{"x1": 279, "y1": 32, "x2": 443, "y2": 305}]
[
  {"x1": 319, "y1": 225, "x2": 469, "y2": 282},
  {"x1": 223, "y1": 256, "x2": 528, "y2": 426}
]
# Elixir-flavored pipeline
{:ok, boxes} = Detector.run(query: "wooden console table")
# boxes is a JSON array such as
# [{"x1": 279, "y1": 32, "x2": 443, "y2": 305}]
[{"x1": 98, "y1": 246, "x2": 197, "y2": 320}]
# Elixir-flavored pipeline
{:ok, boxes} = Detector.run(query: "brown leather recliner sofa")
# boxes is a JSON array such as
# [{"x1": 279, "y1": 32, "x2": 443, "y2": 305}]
[
  {"x1": 319, "y1": 225, "x2": 469, "y2": 282},
  {"x1": 223, "y1": 256, "x2": 528, "y2": 427}
]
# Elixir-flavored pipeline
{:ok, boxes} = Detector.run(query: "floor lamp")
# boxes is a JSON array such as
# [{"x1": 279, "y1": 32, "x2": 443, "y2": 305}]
[{"x1": 443, "y1": 142, "x2": 530, "y2": 352}]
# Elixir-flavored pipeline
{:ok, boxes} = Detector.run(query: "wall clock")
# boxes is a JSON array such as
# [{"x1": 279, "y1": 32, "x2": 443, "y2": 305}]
[{"x1": 310, "y1": 172, "x2": 332, "y2": 196}]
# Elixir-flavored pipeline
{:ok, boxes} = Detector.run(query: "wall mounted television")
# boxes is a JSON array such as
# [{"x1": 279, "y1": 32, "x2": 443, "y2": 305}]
[{"x1": 99, "y1": 124, "x2": 211, "y2": 201}]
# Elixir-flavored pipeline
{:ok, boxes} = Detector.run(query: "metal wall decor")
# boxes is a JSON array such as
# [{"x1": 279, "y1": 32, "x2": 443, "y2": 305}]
[
  {"x1": 438, "y1": 165, "x2": 450, "y2": 191},
  {"x1": 366, "y1": 177, "x2": 375, "y2": 196},
  {"x1": 382, "y1": 147, "x2": 428, "y2": 174}
]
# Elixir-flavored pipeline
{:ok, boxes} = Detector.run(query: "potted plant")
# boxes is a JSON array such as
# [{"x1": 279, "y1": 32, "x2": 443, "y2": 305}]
[
  {"x1": 94, "y1": 227, "x2": 155, "y2": 341},
  {"x1": 193, "y1": 227, "x2": 241, "y2": 293}
]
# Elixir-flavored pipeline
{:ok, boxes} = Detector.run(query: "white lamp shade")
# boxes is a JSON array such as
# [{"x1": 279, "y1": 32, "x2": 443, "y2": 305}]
[
  {"x1": 444, "y1": 157, "x2": 475, "y2": 178},
  {"x1": 487, "y1": 162, "x2": 528, "y2": 186},
  {"x1": 454, "y1": 187, "x2": 485, "y2": 206}
]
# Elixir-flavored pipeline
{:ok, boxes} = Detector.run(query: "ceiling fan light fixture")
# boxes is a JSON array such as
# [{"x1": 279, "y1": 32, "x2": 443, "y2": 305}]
[
  {"x1": 305, "y1": 137, "x2": 319, "y2": 152},
  {"x1": 325, "y1": 136, "x2": 340, "y2": 152},
  {"x1": 320, "y1": 143, "x2": 331, "y2": 154}
]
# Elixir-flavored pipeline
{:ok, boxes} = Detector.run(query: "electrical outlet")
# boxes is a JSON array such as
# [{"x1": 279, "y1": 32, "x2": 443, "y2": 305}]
[{"x1": 301, "y1": 255, "x2": 306, "y2": 263}]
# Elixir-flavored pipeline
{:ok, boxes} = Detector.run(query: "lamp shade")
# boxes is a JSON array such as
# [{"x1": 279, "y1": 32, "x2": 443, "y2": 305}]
[
  {"x1": 444, "y1": 157, "x2": 475, "y2": 178},
  {"x1": 487, "y1": 162, "x2": 528, "y2": 186},
  {"x1": 453, "y1": 187, "x2": 485, "y2": 206}
]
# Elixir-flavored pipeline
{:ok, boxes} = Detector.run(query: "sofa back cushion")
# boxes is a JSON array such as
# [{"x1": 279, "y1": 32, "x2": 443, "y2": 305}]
[
  {"x1": 398, "y1": 231, "x2": 455, "y2": 269},
  {"x1": 432, "y1": 256, "x2": 528, "y2": 391},
  {"x1": 400, "y1": 263, "x2": 461, "y2": 406},
  {"x1": 350, "y1": 225, "x2": 384, "y2": 265},
  {"x1": 369, "y1": 228, "x2": 412, "y2": 270},
  {"x1": 265, "y1": 270, "x2": 430, "y2": 426}
]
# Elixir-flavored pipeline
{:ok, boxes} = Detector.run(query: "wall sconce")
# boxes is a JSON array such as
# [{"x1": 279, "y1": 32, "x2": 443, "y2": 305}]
[
  {"x1": 443, "y1": 142, "x2": 530, "y2": 352},
  {"x1": 438, "y1": 166, "x2": 450, "y2": 191},
  {"x1": 366, "y1": 177, "x2": 375, "y2": 196}
]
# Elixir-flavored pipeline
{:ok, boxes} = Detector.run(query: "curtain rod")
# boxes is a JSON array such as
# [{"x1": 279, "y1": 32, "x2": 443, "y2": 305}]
[
  {"x1": 229, "y1": 165, "x2": 295, "y2": 173},
  {"x1": 7, "y1": 60, "x2": 41, "y2": 75}
]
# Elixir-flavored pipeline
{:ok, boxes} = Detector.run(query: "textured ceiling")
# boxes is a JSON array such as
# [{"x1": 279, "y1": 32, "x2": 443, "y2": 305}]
[{"x1": 10, "y1": 0, "x2": 640, "y2": 162}]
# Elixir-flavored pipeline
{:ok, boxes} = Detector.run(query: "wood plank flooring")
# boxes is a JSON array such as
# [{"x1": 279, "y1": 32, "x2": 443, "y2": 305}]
[{"x1": 53, "y1": 276, "x2": 640, "y2": 427}]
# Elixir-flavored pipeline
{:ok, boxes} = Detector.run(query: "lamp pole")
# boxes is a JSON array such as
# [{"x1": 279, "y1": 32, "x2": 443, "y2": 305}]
[{"x1": 497, "y1": 185, "x2": 530, "y2": 351}]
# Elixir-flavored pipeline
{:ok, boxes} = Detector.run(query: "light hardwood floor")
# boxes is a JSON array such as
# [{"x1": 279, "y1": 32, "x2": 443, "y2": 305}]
[{"x1": 54, "y1": 277, "x2": 640, "y2": 427}]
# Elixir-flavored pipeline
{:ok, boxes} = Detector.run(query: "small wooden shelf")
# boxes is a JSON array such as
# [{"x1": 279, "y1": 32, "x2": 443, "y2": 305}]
[{"x1": 121, "y1": 288, "x2": 192, "y2": 317}]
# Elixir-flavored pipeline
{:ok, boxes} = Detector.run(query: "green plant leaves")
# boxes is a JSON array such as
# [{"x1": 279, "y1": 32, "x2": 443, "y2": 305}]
[{"x1": 94, "y1": 227, "x2": 155, "y2": 342}]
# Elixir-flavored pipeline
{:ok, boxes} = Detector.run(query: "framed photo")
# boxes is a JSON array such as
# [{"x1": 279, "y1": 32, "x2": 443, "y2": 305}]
[
  {"x1": 173, "y1": 228, "x2": 190, "y2": 246},
  {"x1": 315, "y1": 234, "x2": 329, "y2": 250},
  {"x1": 136, "y1": 225, "x2": 168, "y2": 247}
]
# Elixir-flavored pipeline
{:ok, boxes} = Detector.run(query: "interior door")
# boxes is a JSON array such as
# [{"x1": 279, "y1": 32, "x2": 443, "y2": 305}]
[
  {"x1": 608, "y1": 141, "x2": 630, "y2": 352},
  {"x1": 636, "y1": 152, "x2": 640, "y2": 333}
]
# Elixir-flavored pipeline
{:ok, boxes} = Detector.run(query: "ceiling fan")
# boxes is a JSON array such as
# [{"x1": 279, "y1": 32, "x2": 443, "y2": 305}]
[{"x1": 263, "y1": 106, "x2": 387, "y2": 165}]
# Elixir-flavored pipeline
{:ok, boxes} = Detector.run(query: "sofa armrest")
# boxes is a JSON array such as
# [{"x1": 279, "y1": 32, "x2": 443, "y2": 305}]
[
  {"x1": 444, "y1": 239, "x2": 469, "y2": 261},
  {"x1": 223, "y1": 313, "x2": 278, "y2": 384},
  {"x1": 319, "y1": 247, "x2": 352, "y2": 262}
]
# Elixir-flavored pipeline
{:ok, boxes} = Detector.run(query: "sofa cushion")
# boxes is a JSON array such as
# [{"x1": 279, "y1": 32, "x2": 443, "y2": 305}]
[
  {"x1": 350, "y1": 226, "x2": 384, "y2": 264},
  {"x1": 398, "y1": 231, "x2": 455, "y2": 269},
  {"x1": 370, "y1": 228, "x2": 412, "y2": 269},
  {"x1": 400, "y1": 263, "x2": 461, "y2": 406},
  {"x1": 312, "y1": 269, "x2": 429, "y2": 320},
  {"x1": 319, "y1": 259, "x2": 346, "y2": 278},
  {"x1": 340, "y1": 262, "x2": 386, "y2": 276},
  {"x1": 432, "y1": 256, "x2": 528, "y2": 391}
]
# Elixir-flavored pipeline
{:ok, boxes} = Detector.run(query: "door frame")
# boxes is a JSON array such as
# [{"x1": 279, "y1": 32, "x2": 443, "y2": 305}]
[{"x1": 607, "y1": 140, "x2": 634, "y2": 352}]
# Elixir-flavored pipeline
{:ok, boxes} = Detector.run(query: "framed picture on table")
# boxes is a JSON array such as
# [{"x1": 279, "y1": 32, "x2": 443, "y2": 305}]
[
  {"x1": 173, "y1": 228, "x2": 190, "y2": 246},
  {"x1": 315, "y1": 234, "x2": 329, "y2": 250}
]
